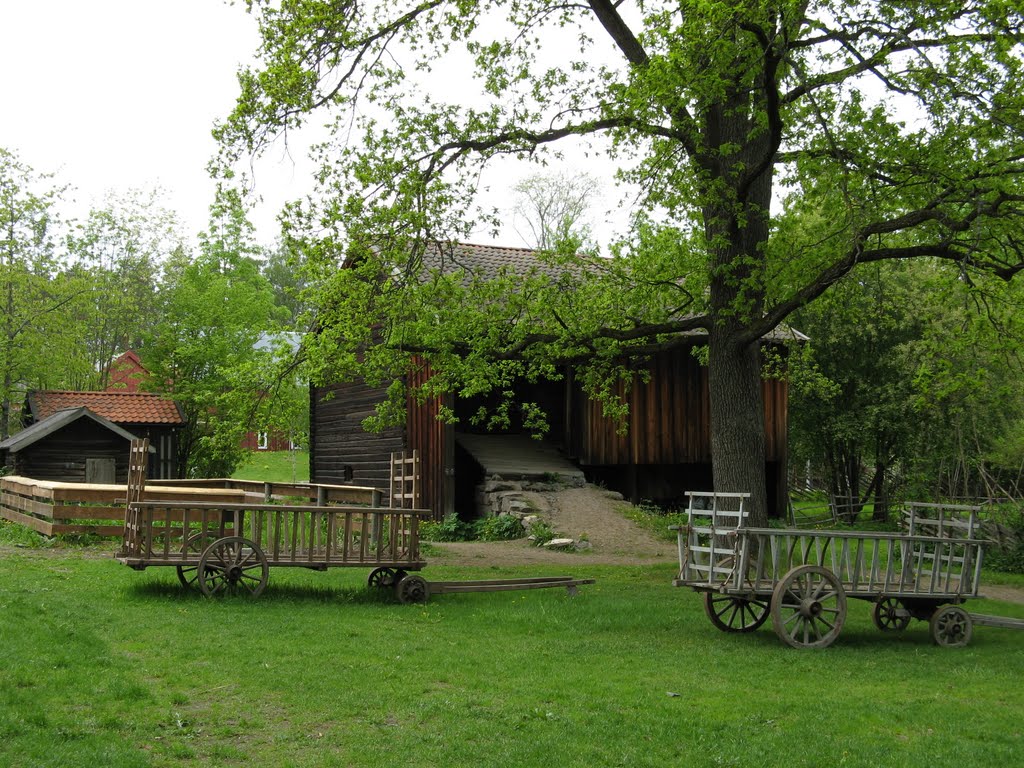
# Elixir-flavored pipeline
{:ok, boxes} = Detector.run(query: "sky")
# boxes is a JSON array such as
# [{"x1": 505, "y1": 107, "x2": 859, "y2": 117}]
[
  {"x1": 0, "y1": 1, "x2": 315, "y2": 246},
  {"x1": 0, "y1": 1, "x2": 624, "y2": 251}
]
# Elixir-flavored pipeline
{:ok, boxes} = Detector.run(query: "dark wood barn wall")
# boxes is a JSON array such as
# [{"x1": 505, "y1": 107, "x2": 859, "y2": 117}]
[
  {"x1": 309, "y1": 381, "x2": 405, "y2": 500},
  {"x1": 9, "y1": 421, "x2": 133, "y2": 483}
]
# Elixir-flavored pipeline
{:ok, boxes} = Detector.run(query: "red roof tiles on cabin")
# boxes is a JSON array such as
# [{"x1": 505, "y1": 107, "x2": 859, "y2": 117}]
[{"x1": 27, "y1": 391, "x2": 184, "y2": 425}]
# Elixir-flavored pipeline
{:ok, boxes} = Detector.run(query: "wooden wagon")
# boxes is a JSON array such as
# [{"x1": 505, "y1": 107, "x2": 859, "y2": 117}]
[
  {"x1": 115, "y1": 442, "x2": 593, "y2": 603},
  {"x1": 116, "y1": 439, "x2": 429, "y2": 600},
  {"x1": 117, "y1": 498, "x2": 430, "y2": 600},
  {"x1": 672, "y1": 491, "x2": 1003, "y2": 649}
]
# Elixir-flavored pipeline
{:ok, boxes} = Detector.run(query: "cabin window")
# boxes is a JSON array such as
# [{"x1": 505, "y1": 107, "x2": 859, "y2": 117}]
[{"x1": 257, "y1": 431, "x2": 269, "y2": 450}]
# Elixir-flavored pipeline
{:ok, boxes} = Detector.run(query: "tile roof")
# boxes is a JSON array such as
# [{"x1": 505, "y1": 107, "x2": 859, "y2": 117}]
[
  {"x1": 27, "y1": 391, "x2": 184, "y2": 426},
  {"x1": 420, "y1": 241, "x2": 581, "y2": 280}
]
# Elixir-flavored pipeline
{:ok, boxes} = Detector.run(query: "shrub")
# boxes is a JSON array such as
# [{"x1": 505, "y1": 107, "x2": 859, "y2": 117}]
[
  {"x1": 473, "y1": 514, "x2": 525, "y2": 542},
  {"x1": 420, "y1": 513, "x2": 472, "y2": 542},
  {"x1": 527, "y1": 518, "x2": 556, "y2": 546}
]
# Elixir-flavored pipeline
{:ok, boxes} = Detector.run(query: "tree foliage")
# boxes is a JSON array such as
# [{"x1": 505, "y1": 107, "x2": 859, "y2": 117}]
[
  {"x1": 0, "y1": 149, "x2": 85, "y2": 437},
  {"x1": 211, "y1": 2, "x2": 1021, "y2": 521},
  {"x1": 144, "y1": 192, "x2": 290, "y2": 477},
  {"x1": 512, "y1": 172, "x2": 597, "y2": 251},
  {"x1": 66, "y1": 189, "x2": 184, "y2": 389}
]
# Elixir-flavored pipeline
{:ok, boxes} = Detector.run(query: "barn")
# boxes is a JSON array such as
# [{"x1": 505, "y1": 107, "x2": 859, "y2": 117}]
[{"x1": 309, "y1": 243, "x2": 794, "y2": 518}]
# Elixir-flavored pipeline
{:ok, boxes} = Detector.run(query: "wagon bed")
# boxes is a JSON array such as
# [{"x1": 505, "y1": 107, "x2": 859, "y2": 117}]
[
  {"x1": 672, "y1": 492, "x2": 993, "y2": 649},
  {"x1": 117, "y1": 499, "x2": 428, "y2": 596}
]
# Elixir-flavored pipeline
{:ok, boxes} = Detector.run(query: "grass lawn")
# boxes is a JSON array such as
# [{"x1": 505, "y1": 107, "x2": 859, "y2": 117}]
[
  {"x1": 1, "y1": 544, "x2": 1023, "y2": 768},
  {"x1": 231, "y1": 450, "x2": 310, "y2": 483}
]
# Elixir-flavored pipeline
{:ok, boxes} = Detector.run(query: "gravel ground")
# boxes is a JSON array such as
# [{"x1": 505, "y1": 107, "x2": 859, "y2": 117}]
[{"x1": 430, "y1": 484, "x2": 683, "y2": 567}]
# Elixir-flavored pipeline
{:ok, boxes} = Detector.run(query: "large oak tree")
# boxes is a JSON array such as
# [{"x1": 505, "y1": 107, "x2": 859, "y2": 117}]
[{"x1": 218, "y1": 0, "x2": 1024, "y2": 523}]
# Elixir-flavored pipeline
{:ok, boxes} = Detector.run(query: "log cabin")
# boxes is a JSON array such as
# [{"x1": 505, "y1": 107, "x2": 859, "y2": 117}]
[
  {"x1": 0, "y1": 406, "x2": 156, "y2": 483},
  {"x1": 22, "y1": 390, "x2": 183, "y2": 479}
]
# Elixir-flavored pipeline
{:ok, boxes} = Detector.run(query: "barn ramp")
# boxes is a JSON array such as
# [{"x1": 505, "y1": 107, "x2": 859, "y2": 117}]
[{"x1": 455, "y1": 433, "x2": 585, "y2": 484}]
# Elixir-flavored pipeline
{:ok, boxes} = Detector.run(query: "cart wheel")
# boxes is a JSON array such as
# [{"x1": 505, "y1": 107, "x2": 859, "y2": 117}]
[
  {"x1": 367, "y1": 567, "x2": 397, "y2": 589},
  {"x1": 703, "y1": 592, "x2": 770, "y2": 633},
  {"x1": 872, "y1": 597, "x2": 911, "y2": 632},
  {"x1": 396, "y1": 574, "x2": 430, "y2": 604},
  {"x1": 197, "y1": 537, "x2": 269, "y2": 597},
  {"x1": 770, "y1": 565, "x2": 847, "y2": 649},
  {"x1": 175, "y1": 532, "x2": 217, "y2": 591},
  {"x1": 930, "y1": 605, "x2": 973, "y2": 648}
]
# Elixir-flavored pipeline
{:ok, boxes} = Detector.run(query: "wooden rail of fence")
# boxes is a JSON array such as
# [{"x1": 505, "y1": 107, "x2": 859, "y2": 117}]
[
  {"x1": 154, "y1": 478, "x2": 383, "y2": 507},
  {"x1": 0, "y1": 476, "x2": 381, "y2": 537}
]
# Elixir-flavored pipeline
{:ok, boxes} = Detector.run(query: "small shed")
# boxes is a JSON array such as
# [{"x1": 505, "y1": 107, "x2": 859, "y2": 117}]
[{"x1": 0, "y1": 407, "x2": 155, "y2": 483}]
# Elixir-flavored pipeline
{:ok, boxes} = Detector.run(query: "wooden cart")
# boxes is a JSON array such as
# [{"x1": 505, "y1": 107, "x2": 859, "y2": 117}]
[
  {"x1": 671, "y1": 491, "x2": 1011, "y2": 649},
  {"x1": 117, "y1": 499, "x2": 429, "y2": 599},
  {"x1": 116, "y1": 441, "x2": 593, "y2": 603}
]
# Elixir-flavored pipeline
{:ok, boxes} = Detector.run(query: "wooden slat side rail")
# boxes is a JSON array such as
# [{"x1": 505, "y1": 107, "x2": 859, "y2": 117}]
[
  {"x1": 735, "y1": 528, "x2": 984, "y2": 598},
  {"x1": 118, "y1": 501, "x2": 430, "y2": 568}
]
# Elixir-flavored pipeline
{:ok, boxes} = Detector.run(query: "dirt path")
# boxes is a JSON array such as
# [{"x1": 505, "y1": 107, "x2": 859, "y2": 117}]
[{"x1": 430, "y1": 484, "x2": 676, "y2": 567}]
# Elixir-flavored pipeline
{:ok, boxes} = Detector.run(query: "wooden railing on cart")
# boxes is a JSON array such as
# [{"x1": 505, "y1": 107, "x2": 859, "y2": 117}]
[
  {"x1": 120, "y1": 502, "x2": 427, "y2": 567},
  {"x1": 677, "y1": 495, "x2": 986, "y2": 599},
  {"x1": 0, "y1": 476, "x2": 382, "y2": 538}
]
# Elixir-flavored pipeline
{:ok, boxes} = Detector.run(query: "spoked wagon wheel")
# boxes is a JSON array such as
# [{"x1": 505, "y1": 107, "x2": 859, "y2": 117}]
[
  {"x1": 703, "y1": 592, "x2": 770, "y2": 633},
  {"x1": 367, "y1": 567, "x2": 397, "y2": 589},
  {"x1": 930, "y1": 605, "x2": 973, "y2": 648},
  {"x1": 770, "y1": 565, "x2": 847, "y2": 649},
  {"x1": 872, "y1": 597, "x2": 911, "y2": 632},
  {"x1": 197, "y1": 537, "x2": 269, "y2": 597},
  {"x1": 395, "y1": 574, "x2": 430, "y2": 604},
  {"x1": 176, "y1": 532, "x2": 218, "y2": 591}
]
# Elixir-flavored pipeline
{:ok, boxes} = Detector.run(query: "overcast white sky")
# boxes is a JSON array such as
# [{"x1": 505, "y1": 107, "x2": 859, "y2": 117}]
[
  {"x1": 1, "y1": 1, "x2": 322, "y2": 246},
  {"x1": 1, "y1": 1, "x2": 628, "y2": 250}
]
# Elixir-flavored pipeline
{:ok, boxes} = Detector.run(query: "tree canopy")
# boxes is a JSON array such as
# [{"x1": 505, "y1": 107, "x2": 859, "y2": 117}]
[{"x1": 218, "y1": 0, "x2": 1024, "y2": 523}]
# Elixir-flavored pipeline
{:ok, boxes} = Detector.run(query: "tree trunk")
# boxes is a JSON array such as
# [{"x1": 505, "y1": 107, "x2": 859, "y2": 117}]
[
  {"x1": 708, "y1": 328, "x2": 768, "y2": 526},
  {"x1": 700, "y1": 88, "x2": 775, "y2": 527}
]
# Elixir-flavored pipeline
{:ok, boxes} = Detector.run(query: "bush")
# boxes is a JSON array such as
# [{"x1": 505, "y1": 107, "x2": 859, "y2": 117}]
[
  {"x1": 527, "y1": 518, "x2": 556, "y2": 546},
  {"x1": 473, "y1": 514, "x2": 525, "y2": 542},
  {"x1": 420, "y1": 513, "x2": 472, "y2": 542},
  {"x1": 421, "y1": 513, "x2": 526, "y2": 542}
]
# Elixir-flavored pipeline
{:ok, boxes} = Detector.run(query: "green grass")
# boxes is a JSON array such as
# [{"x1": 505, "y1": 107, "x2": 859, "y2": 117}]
[
  {"x1": 231, "y1": 450, "x2": 310, "y2": 483},
  {"x1": 2, "y1": 544, "x2": 1024, "y2": 767}
]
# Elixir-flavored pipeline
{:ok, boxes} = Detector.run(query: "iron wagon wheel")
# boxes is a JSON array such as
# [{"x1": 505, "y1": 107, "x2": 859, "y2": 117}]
[
  {"x1": 770, "y1": 565, "x2": 847, "y2": 649},
  {"x1": 703, "y1": 592, "x2": 770, "y2": 633},
  {"x1": 872, "y1": 597, "x2": 912, "y2": 632},
  {"x1": 395, "y1": 574, "x2": 430, "y2": 604},
  {"x1": 930, "y1": 605, "x2": 973, "y2": 648},
  {"x1": 367, "y1": 567, "x2": 397, "y2": 589},
  {"x1": 197, "y1": 537, "x2": 269, "y2": 597},
  {"x1": 176, "y1": 532, "x2": 218, "y2": 591}
]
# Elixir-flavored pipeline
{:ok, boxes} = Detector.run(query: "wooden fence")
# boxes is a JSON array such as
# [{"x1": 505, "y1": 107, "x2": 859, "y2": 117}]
[{"x1": 0, "y1": 476, "x2": 382, "y2": 537}]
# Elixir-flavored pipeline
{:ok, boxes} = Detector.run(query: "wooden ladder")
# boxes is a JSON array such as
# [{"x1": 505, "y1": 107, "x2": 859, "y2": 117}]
[{"x1": 389, "y1": 450, "x2": 420, "y2": 509}]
